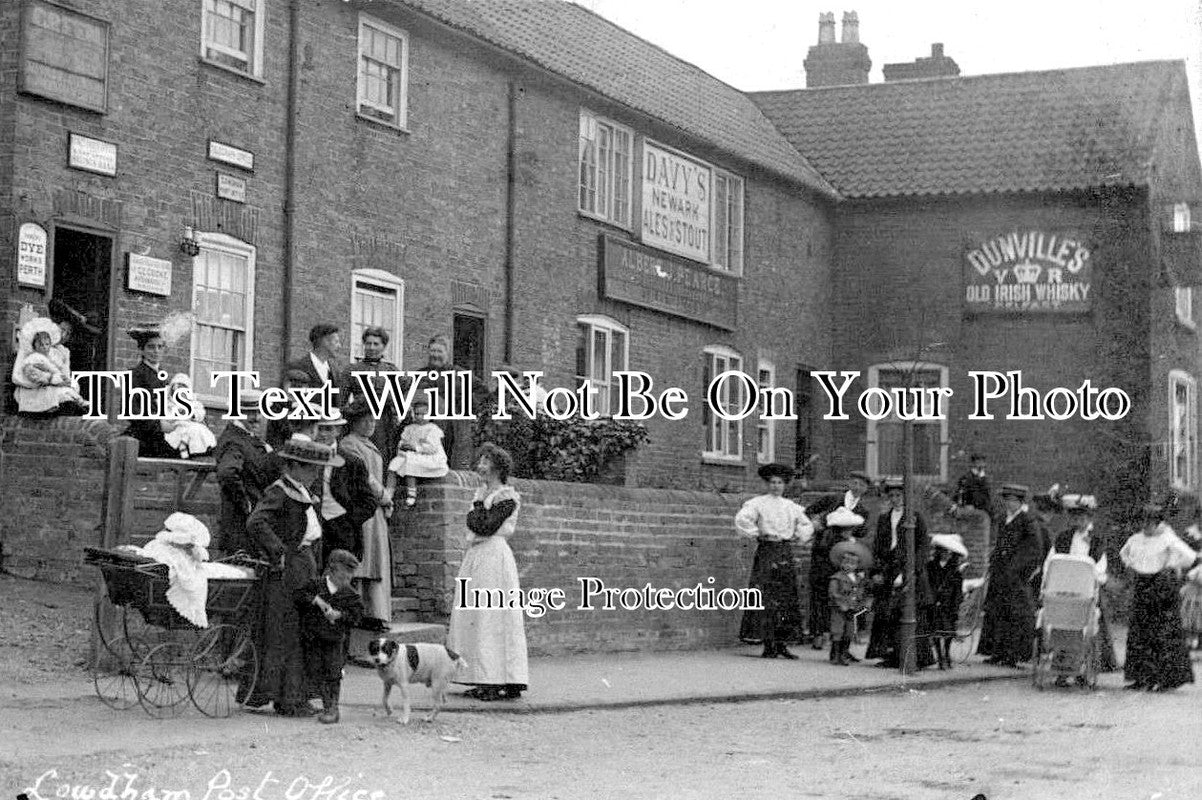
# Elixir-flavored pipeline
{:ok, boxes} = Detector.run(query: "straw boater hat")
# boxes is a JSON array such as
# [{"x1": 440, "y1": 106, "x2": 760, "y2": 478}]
[
  {"x1": 883, "y1": 478, "x2": 904, "y2": 492},
  {"x1": 757, "y1": 462, "x2": 793, "y2": 482},
  {"x1": 999, "y1": 483, "x2": 1029, "y2": 499},
  {"x1": 930, "y1": 533, "x2": 969, "y2": 558},
  {"x1": 825, "y1": 507, "x2": 866, "y2": 528},
  {"x1": 830, "y1": 539, "x2": 874, "y2": 569},
  {"x1": 279, "y1": 437, "x2": 343, "y2": 467},
  {"x1": 127, "y1": 325, "x2": 163, "y2": 347},
  {"x1": 236, "y1": 389, "x2": 264, "y2": 413},
  {"x1": 1061, "y1": 494, "x2": 1097, "y2": 514}
]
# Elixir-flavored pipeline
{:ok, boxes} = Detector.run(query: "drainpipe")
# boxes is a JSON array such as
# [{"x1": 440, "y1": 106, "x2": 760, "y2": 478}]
[
  {"x1": 281, "y1": 0, "x2": 302, "y2": 375},
  {"x1": 502, "y1": 79, "x2": 517, "y2": 364}
]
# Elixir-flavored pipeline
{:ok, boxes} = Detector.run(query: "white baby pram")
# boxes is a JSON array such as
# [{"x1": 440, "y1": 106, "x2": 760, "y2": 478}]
[{"x1": 1032, "y1": 554, "x2": 1100, "y2": 690}]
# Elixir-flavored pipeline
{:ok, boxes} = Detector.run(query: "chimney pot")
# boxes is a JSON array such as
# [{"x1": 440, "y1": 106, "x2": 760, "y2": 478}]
[
  {"x1": 841, "y1": 10, "x2": 860, "y2": 44},
  {"x1": 818, "y1": 11, "x2": 835, "y2": 44},
  {"x1": 931, "y1": 43, "x2": 944, "y2": 58}
]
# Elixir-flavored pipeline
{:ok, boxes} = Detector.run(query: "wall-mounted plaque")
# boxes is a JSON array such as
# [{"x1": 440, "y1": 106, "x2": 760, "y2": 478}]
[
  {"x1": 126, "y1": 253, "x2": 172, "y2": 296},
  {"x1": 68, "y1": 132, "x2": 117, "y2": 176},
  {"x1": 17, "y1": 223, "x2": 49, "y2": 288},
  {"x1": 216, "y1": 172, "x2": 246, "y2": 203},
  {"x1": 601, "y1": 235, "x2": 737, "y2": 330},
  {"x1": 19, "y1": 1, "x2": 109, "y2": 113},
  {"x1": 207, "y1": 140, "x2": 254, "y2": 171}
]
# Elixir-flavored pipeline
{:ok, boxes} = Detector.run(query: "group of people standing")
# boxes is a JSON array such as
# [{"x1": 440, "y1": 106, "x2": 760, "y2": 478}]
[{"x1": 735, "y1": 455, "x2": 1202, "y2": 692}]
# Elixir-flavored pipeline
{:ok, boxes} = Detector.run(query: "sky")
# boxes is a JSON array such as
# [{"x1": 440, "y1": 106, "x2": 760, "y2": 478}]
[{"x1": 577, "y1": 0, "x2": 1202, "y2": 90}]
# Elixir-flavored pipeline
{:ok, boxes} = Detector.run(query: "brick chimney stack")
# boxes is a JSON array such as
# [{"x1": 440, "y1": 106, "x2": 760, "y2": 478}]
[
  {"x1": 883, "y1": 42, "x2": 961, "y2": 82},
  {"x1": 804, "y1": 10, "x2": 871, "y2": 88}
]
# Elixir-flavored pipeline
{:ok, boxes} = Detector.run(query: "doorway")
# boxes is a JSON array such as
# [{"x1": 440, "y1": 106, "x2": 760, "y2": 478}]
[
  {"x1": 452, "y1": 312, "x2": 486, "y2": 377},
  {"x1": 51, "y1": 226, "x2": 113, "y2": 406}
]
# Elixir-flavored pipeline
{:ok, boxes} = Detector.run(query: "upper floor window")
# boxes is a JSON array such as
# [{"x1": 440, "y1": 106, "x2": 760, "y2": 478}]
[
  {"x1": 1170, "y1": 370, "x2": 1197, "y2": 491},
  {"x1": 1176, "y1": 286, "x2": 1194, "y2": 328},
  {"x1": 703, "y1": 345, "x2": 745, "y2": 460},
  {"x1": 712, "y1": 171, "x2": 744, "y2": 274},
  {"x1": 578, "y1": 111, "x2": 632, "y2": 228},
  {"x1": 575, "y1": 315, "x2": 629, "y2": 416},
  {"x1": 865, "y1": 362, "x2": 949, "y2": 482},
  {"x1": 201, "y1": 0, "x2": 265, "y2": 78},
  {"x1": 350, "y1": 269, "x2": 404, "y2": 362},
  {"x1": 191, "y1": 233, "x2": 256, "y2": 403},
  {"x1": 756, "y1": 360, "x2": 775, "y2": 463},
  {"x1": 357, "y1": 15, "x2": 409, "y2": 129}
]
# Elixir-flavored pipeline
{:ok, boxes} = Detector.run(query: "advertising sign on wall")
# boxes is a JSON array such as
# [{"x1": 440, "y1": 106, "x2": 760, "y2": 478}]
[
  {"x1": 641, "y1": 140, "x2": 712, "y2": 264},
  {"x1": 964, "y1": 230, "x2": 1092, "y2": 314},
  {"x1": 601, "y1": 235, "x2": 736, "y2": 330},
  {"x1": 17, "y1": 223, "x2": 48, "y2": 288}
]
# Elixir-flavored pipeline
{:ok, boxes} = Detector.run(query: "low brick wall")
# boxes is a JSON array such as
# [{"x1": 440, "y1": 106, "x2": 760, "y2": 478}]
[
  {"x1": 395, "y1": 474, "x2": 755, "y2": 656},
  {"x1": 0, "y1": 416, "x2": 116, "y2": 582}
]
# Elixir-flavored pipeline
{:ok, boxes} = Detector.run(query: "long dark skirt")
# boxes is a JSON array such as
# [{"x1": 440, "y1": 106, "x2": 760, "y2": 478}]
[
  {"x1": 978, "y1": 573, "x2": 1036, "y2": 664},
  {"x1": 865, "y1": 586, "x2": 935, "y2": 667},
  {"x1": 1125, "y1": 572, "x2": 1194, "y2": 689},
  {"x1": 808, "y1": 544, "x2": 834, "y2": 638},
  {"x1": 242, "y1": 548, "x2": 317, "y2": 710},
  {"x1": 739, "y1": 541, "x2": 804, "y2": 645}
]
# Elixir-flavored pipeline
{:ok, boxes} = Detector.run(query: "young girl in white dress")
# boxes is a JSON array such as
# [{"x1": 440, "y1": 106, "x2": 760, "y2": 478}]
[
  {"x1": 162, "y1": 373, "x2": 217, "y2": 458},
  {"x1": 386, "y1": 397, "x2": 449, "y2": 507}
]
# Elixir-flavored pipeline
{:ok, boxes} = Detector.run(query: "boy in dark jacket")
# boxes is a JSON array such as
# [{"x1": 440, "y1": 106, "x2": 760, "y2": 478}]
[{"x1": 296, "y1": 548, "x2": 364, "y2": 723}]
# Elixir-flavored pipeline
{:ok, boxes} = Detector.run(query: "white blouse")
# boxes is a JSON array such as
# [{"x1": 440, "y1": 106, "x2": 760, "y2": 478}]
[
  {"x1": 1120, "y1": 524, "x2": 1198, "y2": 575},
  {"x1": 735, "y1": 495, "x2": 814, "y2": 544}
]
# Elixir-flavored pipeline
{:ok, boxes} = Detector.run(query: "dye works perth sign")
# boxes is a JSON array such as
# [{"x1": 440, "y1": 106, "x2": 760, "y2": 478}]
[
  {"x1": 964, "y1": 230, "x2": 1092, "y2": 314},
  {"x1": 601, "y1": 235, "x2": 736, "y2": 330}
]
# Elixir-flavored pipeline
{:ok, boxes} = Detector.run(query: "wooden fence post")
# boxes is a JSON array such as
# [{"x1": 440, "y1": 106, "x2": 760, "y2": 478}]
[{"x1": 92, "y1": 437, "x2": 139, "y2": 669}]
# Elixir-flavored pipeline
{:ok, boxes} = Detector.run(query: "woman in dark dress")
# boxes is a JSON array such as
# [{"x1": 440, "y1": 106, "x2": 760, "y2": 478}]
[
  {"x1": 978, "y1": 484, "x2": 1042, "y2": 667},
  {"x1": 1119, "y1": 503, "x2": 1199, "y2": 691},
  {"x1": 124, "y1": 326, "x2": 178, "y2": 459},
  {"x1": 241, "y1": 438, "x2": 343, "y2": 716}
]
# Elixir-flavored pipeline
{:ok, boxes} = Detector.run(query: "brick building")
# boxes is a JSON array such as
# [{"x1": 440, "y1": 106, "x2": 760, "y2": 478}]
[
  {"x1": 754, "y1": 49, "x2": 1202, "y2": 522},
  {"x1": 1, "y1": 0, "x2": 838, "y2": 489}
]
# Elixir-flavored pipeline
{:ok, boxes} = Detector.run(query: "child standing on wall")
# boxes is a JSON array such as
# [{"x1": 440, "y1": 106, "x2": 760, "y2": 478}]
[{"x1": 387, "y1": 397, "x2": 449, "y2": 508}]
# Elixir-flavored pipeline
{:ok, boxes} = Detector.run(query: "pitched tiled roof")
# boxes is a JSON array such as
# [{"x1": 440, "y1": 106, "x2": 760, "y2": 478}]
[
  {"x1": 751, "y1": 61, "x2": 1190, "y2": 198},
  {"x1": 397, "y1": 0, "x2": 837, "y2": 197}
]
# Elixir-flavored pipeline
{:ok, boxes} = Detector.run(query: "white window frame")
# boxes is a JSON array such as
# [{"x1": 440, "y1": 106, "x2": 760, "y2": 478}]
[
  {"x1": 1174, "y1": 202, "x2": 1192, "y2": 233},
  {"x1": 756, "y1": 360, "x2": 775, "y2": 464},
  {"x1": 1176, "y1": 286, "x2": 1194, "y2": 328},
  {"x1": 350, "y1": 268, "x2": 405, "y2": 363},
  {"x1": 703, "y1": 345, "x2": 745, "y2": 462},
  {"x1": 1169, "y1": 370, "x2": 1197, "y2": 491},
  {"x1": 356, "y1": 14, "x2": 409, "y2": 130},
  {"x1": 190, "y1": 232, "x2": 256, "y2": 405},
  {"x1": 712, "y1": 170, "x2": 745, "y2": 275},
  {"x1": 578, "y1": 110, "x2": 633, "y2": 229},
  {"x1": 865, "y1": 362, "x2": 949, "y2": 482},
  {"x1": 200, "y1": 0, "x2": 266, "y2": 79},
  {"x1": 575, "y1": 314, "x2": 629, "y2": 417}
]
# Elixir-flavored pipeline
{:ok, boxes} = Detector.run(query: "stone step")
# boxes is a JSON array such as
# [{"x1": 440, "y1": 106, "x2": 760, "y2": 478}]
[{"x1": 348, "y1": 621, "x2": 446, "y2": 667}]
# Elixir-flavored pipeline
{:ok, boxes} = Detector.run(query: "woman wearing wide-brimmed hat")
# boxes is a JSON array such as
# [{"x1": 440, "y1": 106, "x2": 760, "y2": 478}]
[
  {"x1": 1047, "y1": 494, "x2": 1117, "y2": 683},
  {"x1": 11, "y1": 316, "x2": 85, "y2": 416},
  {"x1": 242, "y1": 437, "x2": 343, "y2": 716},
  {"x1": 1119, "y1": 502, "x2": 1199, "y2": 691},
  {"x1": 735, "y1": 463, "x2": 814, "y2": 658},
  {"x1": 123, "y1": 326, "x2": 179, "y2": 459},
  {"x1": 978, "y1": 483, "x2": 1042, "y2": 667},
  {"x1": 804, "y1": 470, "x2": 872, "y2": 651},
  {"x1": 927, "y1": 533, "x2": 967, "y2": 669}
]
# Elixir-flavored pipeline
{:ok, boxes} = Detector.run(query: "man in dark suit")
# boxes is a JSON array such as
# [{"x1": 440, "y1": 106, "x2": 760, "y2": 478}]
[
  {"x1": 977, "y1": 483, "x2": 1043, "y2": 667},
  {"x1": 124, "y1": 326, "x2": 178, "y2": 459},
  {"x1": 214, "y1": 391, "x2": 280, "y2": 555},
  {"x1": 804, "y1": 471, "x2": 872, "y2": 650},
  {"x1": 954, "y1": 453, "x2": 993, "y2": 518},
  {"x1": 866, "y1": 480, "x2": 935, "y2": 669},
  {"x1": 286, "y1": 323, "x2": 349, "y2": 407}
]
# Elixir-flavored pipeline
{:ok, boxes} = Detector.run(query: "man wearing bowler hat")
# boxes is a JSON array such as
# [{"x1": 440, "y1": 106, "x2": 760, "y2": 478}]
[
  {"x1": 735, "y1": 463, "x2": 814, "y2": 658},
  {"x1": 978, "y1": 483, "x2": 1042, "y2": 667},
  {"x1": 214, "y1": 390, "x2": 280, "y2": 556}
]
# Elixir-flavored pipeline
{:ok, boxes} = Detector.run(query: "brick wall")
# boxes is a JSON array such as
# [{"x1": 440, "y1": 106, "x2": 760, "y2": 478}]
[{"x1": 0, "y1": 416, "x2": 115, "y2": 582}]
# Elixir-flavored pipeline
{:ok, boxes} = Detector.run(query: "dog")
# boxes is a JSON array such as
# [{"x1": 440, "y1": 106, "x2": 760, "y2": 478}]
[{"x1": 367, "y1": 638, "x2": 467, "y2": 724}]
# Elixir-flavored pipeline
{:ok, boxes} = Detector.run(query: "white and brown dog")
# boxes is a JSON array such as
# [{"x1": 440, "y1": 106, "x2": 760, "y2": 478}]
[{"x1": 367, "y1": 638, "x2": 467, "y2": 724}]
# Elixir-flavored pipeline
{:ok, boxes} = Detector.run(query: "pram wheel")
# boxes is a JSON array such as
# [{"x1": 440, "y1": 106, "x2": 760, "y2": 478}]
[
  {"x1": 138, "y1": 640, "x2": 191, "y2": 718},
  {"x1": 91, "y1": 635, "x2": 144, "y2": 710},
  {"x1": 188, "y1": 624, "x2": 259, "y2": 718}
]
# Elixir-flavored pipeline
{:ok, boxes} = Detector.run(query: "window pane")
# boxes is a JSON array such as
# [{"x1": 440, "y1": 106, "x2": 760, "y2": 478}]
[
  {"x1": 592, "y1": 329, "x2": 607, "y2": 382},
  {"x1": 610, "y1": 330, "x2": 626, "y2": 372},
  {"x1": 575, "y1": 324, "x2": 588, "y2": 385}
]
